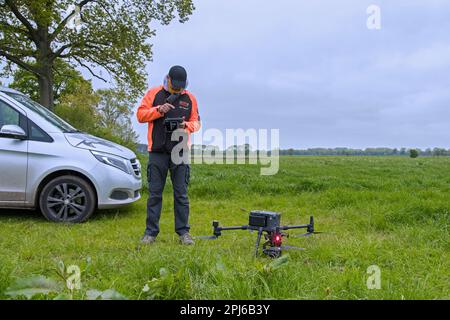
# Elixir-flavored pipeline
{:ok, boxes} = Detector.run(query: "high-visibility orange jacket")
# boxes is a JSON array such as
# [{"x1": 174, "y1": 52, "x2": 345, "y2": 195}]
[{"x1": 137, "y1": 85, "x2": 201, "y2": 152}]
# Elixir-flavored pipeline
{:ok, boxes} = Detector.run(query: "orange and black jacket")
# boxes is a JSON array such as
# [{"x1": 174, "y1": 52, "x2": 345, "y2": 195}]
[{"x1": 136, "y1": 85, "x2": 201, "y2": 152}]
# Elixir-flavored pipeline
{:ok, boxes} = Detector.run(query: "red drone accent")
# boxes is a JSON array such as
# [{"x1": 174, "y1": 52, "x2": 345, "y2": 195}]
[{"x1": 273, "y1": 233, "x2": 282, "y2": 246}]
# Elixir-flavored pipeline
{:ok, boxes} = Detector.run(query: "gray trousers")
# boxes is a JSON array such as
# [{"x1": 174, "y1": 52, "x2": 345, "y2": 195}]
[{"x1": 145, "y1": 152, "x2": 190, "y2": 237}]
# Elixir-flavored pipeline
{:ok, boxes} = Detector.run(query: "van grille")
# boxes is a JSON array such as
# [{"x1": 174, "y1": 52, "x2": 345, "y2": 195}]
[
  {"x1": 130, "y1": 158, "x2": 141, "y2": 177},
  {"x1": 110, "y1": 190, "x2": 129, "y2": 200}
]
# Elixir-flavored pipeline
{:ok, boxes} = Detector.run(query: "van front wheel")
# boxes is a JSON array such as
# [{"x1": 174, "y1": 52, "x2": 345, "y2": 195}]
[{"x1": 39, "y1": 175, "x2": 96, "y2": 223}]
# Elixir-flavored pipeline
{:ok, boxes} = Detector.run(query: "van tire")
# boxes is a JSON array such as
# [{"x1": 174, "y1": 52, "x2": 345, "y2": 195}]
[{"x1": 39, "y1": 175, "x2": 96, "y2": 223}]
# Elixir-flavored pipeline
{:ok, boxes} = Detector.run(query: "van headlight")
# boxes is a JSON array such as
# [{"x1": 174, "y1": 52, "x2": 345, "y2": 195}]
[{"x1": 91, "y1": 150, "x2": 131, "y2": 174}]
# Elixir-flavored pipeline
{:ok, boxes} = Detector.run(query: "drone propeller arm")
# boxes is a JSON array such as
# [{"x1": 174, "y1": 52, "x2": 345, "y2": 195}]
[
  {"x1": 280, "y1": 216, "x2": 315, "y2": 233},
  {"x1": 279, "y1": 224, "x2": 310, "y2": 231},
  {"x1": 210, "y1": 220, "x2": 249, "y2": 238},
  {"x1": 217, "y1": 225, "x2": 249, "y2": 231},
  {"x1": 196, "y1": 225, "x2": 252, "y2": 240}
]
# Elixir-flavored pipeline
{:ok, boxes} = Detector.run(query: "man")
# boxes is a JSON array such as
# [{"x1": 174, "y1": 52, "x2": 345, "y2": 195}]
[{"x1": 136, "y1": 65, "x2": 201, "y2": 245}]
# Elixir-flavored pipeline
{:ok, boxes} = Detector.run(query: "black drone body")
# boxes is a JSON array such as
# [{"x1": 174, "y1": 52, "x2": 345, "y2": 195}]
[{"x1": 197, "y1": 211, "x2": 321, "y2": 258}]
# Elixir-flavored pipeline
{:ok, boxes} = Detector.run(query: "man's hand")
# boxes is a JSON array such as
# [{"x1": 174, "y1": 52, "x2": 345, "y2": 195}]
[{"x1": 157, "y1": 103, "x2": 175, "y2": 114}]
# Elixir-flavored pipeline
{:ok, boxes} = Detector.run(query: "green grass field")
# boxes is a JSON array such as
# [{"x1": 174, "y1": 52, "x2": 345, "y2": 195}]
[{"x1": 0, "y1": 156, "x2": 449, "y2": 300}]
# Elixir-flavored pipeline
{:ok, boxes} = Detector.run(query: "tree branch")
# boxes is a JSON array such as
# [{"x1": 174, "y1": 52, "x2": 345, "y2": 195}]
[
  {"x1": 52, "y1": 38, "x2": 112, "y2": 60},
  {"x1": 72, "y1": 56, "x2": 107, "y2": 82},
  {"x1": 0, "y1": 21, "x2": 28, "y2": 35},
  {"x1": 0, "y1": 44, "x2": 35, "y2": 57},
  {"x1": 4, "y1": 0, "x2": 38, "y2": 43},
  {"x1": 0, "y1": 49, "x2": 38, "y2": 74},
  {"x1": 49, "y1": 0, "x2": 96, "y2": 41},
  {"x1": 84, "y1": 53, "x2": 116, "y2": 75},
  {"x1": 50, "y1": 43, "x2": 72, "y2": 61}
]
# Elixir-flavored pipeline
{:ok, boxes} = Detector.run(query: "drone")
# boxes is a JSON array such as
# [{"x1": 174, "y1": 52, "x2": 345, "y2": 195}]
[{"x1": 197, "y1": 211, "x2": 322, "y2": 258}]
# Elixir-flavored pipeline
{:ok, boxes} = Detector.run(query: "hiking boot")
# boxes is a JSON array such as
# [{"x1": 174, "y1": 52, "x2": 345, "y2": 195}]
[
  {"x1": 179, "y1": 233, "x2": 195, "y2": 245},
  {"x1": 141, "y1": 235, "x2": 157, "y2": 245}
]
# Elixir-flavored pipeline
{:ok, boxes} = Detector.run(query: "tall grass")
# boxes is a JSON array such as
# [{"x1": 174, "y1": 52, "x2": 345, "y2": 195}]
[{"x1": 0, "y1": 156, "x2": 448, "y2": 299}]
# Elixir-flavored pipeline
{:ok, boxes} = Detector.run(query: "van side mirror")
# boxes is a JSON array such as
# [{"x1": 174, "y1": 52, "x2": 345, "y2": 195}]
[{"x1": 0, "y1": 125, "x2": 27, "y2": 140}]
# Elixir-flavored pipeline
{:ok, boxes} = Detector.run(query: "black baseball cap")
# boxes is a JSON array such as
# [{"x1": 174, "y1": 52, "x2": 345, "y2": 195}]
[{"x1": 168, "y1": 65, "x2": 187, "y2": 89}]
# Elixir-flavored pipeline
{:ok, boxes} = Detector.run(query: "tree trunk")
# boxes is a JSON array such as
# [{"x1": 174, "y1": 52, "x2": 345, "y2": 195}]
[
  {"x1": 36, "y1": 26, "x2": 54, "y2": 110},
  {"x1": 38, "y1": 67, "x2": 54, "y2": 109}
]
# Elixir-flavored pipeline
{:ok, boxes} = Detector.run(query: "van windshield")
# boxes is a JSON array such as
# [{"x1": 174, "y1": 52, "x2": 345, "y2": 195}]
[{"x1": 4, "y1": 92, "x2": 79, "y2": 133}]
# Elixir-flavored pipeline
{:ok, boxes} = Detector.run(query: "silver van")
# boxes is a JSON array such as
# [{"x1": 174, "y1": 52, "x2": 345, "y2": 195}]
[{"x1": 0, "y1": 86, "x2": 142, "y2": 222}]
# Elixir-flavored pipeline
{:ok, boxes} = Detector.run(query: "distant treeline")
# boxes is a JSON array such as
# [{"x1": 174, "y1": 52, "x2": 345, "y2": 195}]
[
  {"x1": 278, "y1": 147, "x2": 450, "y2": 156},
  {"x1": 136, "y1": 144, "x2": 449, "y2": 157}
]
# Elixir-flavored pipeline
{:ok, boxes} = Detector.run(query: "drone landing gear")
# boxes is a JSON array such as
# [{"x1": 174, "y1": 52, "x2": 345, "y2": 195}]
[{"x1": 254, "y1": 227, "x2": 264, "y2": 257}]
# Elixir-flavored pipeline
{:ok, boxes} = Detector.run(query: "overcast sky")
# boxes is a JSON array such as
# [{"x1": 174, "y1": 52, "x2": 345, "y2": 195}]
[{"x1": 124, "y1": 1, "x2": 450, "y2": 149}]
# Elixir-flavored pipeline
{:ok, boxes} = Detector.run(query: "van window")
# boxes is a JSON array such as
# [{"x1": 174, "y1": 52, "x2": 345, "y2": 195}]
[
  {"x1": 28, "y1": 120, "x2": 53, "y2": 143},
  {"x1": 4, "y1": 93, "x2": 78, "y2": 133},
  {"x1": 0, "y1": 100, "x2": 20, "y2": 128}
]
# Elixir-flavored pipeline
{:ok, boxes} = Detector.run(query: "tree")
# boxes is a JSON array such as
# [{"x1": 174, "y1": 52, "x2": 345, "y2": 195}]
[
  {"x1": 96, "y1": 88, "x2": 131, "y2": 130},
  {"x1": 243, "y1": 143, "x2": 251, "y2": 157},
  {"x1": 8, "y1": 58, "x2": 138, "y2": 148},
  {"x1": 0, "y1": 0, "x2": 195, "y2": 109},
  {"x1": 409, "y1": 149, "x2": 419, "y2": 158},
  {"x1": 54, "y1": 77, "x2": 99, "y2": 132},
  {"x1": 95, "y1": 88, "x2": 138, "y2": 149},
  {"x1": 9, "y1": 58, "x2": 89, "y2": 102},
  {"x1": 432, "y1": 148, "x2": 447, "y2": 157}
]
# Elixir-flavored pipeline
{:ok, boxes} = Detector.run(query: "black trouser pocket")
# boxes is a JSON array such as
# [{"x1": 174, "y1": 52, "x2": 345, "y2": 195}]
[{"x1": 185, "y1": 165, "x2": 190, "y2": 185}]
